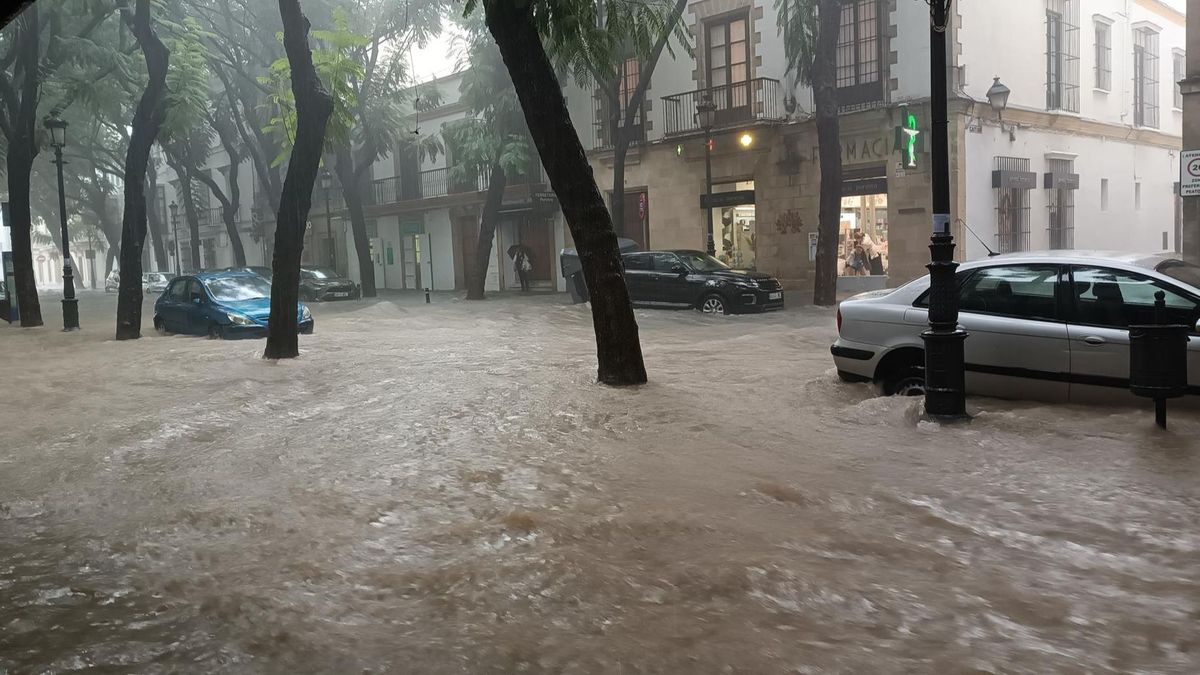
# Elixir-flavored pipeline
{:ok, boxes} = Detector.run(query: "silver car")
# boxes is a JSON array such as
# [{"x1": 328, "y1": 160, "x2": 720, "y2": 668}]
[{"x1": 832, "y1": 252, "x2": 1200, "y2": 404}]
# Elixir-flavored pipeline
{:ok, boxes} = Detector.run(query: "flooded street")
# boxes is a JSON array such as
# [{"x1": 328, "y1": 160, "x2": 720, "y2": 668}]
[{"x1": 1, "y1": 293, "x2": 1198, "y2": 673}]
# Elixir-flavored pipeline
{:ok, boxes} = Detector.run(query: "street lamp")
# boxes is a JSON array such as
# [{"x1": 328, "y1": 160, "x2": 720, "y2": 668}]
[
  {"x1": 44, "y1": 111, "x2": 78, "y2": 331},
  {"x1": 923, "y1": 0, "x2": 968, "y2": 418},
  {"x1": 985, "y1": 76, "x2": 1016, "y2": 142},
  {"x1": 320, "y1": 167, "x2": 335, "y2": 270},
  {"x1": 168, "y1": 200, "x2": 181, "y2": 277},
  {"x1": 696, "y1": 94, "x2": 717, "y2": 256}
]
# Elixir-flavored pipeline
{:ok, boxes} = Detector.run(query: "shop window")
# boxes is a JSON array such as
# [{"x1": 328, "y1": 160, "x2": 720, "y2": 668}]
[
  {"x1": 1094, "y1": 20, "x2": 1112, "y2": 90},
  {"x1": 709, "y1": 180, "x2": 756, "y2": 270},
  {"x1": 1045, "y1": 0, "x2": 1079, "y2": 112},
  {"x1": 837, "y1": 0, "x2": 883, "y2": 107},
  {"x1": 1045, "y1": 158, "x2": 1075, "y2": 249},
  {"x1": 840, "y1": 191, "x2": 888, "y2": 277},
  {"x1": 1133, "y1": 25, "x2": 1160, "y2": 128},
  {"x1": 994, "y1": 156, "x2": 1033, "y2": 253}
]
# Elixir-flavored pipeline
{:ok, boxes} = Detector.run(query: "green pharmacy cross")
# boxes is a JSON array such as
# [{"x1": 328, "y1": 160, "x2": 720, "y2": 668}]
[{"x1": 895, "y1": 108, "x2": 922, "y2": 169}]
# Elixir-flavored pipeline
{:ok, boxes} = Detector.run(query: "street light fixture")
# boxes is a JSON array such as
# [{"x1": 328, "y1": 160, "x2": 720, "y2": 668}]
[
  {"x1": 168, "y1": 200, "x2": 181, "y2": 277},
  {"x1": 985, "y1": 76, "x2": 1016, "y2": 142},
  {"x1": 44, "y1": 111, "x2": 78, "y2": 331},
  {"x1": 696, "y1": 94, "x2": 717, "y2": 256},
  {"x1": 320, "y1": 167, "x2": 336, "y2": 271}
]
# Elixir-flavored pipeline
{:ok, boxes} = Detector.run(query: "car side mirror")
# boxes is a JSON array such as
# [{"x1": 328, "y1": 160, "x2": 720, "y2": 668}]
[
  {"x1": 1194, "y1": 318, "x2": 1200, "y2": 334},
  {"x1": 671, "y1": 264, "x2": 687, "y2": 275}
]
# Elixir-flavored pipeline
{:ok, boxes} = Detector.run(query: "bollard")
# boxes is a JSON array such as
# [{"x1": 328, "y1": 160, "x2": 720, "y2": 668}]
[
  {"x1": 1128, "y1": 291, "x2": 1189, "y2": 429},
  {"x1": 425, "y1": 288, "x2": 430, "y2": 304}
]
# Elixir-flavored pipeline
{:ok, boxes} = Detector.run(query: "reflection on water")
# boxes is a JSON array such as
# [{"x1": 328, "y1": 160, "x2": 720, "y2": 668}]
[{"x1": 1, "y1": 296, "x2": 1198, "y2": 673}]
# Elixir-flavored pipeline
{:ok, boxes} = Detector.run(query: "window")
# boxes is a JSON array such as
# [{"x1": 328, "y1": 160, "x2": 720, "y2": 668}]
[
  {"x1": 959, "y1": 265, "x2": 1063, "y2": 322},
  {"x1": 1094, "y1": 20, "x2": 1112, "y2": 90},
  {"x1": 1072, "y1": 266, "x2": 1200, "y2": 328},
  {"x1": 168, "y1": 279, "x2": 189, "y2": 302},
  {"x1": 706, "y1": 15, "x2": 750, "y2": 114},
  {"x1": 186, "y1": 279, "x2": 204, "y2": 301},
  {"x1": 1046, "y1": 158, "x2": 1075, "y2": 249},
  {"x1": 1046, "y1": 0, "x2": 1079, "y2": 112},
  {"x1": 1100, "y1": 178, "x2": 1109, "y2": 210},
  {"x1": 1174, "y1": 50, "x2": 1185, "y2": 109},
  {"x1": 837, "y1": 0, "x2": 882, "y2": 106},
  {"x1": 650, "y1": 252, "x2": 682, "y2": 272},
  {"x1": 1135, "y1": 182, "x2": 1142, "y2": 210},
  {"x1": 622, "y1": 253, "x2": 652, "y2": 272},
  {"x1": 994, "y1": 156, "x2": 1032, "y2": 253},
  {"x1": 596, "y1": 57, "x2": 645, "y2": 147},
  {"x1": 1133, "y1": 26, "x2": 1160, "y2": 128},
  {"x1": 203, "y1": 238, "x2": 216, "y2": 268}
]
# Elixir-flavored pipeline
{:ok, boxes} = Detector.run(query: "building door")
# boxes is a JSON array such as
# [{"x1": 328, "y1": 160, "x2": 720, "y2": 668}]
[
  {"x1": 517, "y1": 217, "x2": 553, "y2": 282},
  {"x1": 619, "y1": 190, "x2": 649, "y2": 249}
]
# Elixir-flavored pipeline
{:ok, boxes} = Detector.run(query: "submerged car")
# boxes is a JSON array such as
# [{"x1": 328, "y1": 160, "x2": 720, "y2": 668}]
[
  {"x1": 621, "y1": 250, "x2": 784, "y2": 315},
  {"x1": 299, "y1": 267, "x2": 359, "y2": 301},
  {"x1": 142, "y1": 272, "x2": 169, "y2": 294},
  {"x1": 832, "y1": 251, "x2": 1200, "y2": 404},
  {"x1": 153, "y1": 270, "x2": 313, "y2": 339}
]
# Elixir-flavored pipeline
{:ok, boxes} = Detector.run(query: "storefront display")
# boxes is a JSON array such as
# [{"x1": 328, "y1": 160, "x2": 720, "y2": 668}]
[
  {"x1": 709, "y1": 180, "x2": 756, "y2": 270},
  {"x1": 839, "y1": 192, "x2": 888, "y2": 276}
]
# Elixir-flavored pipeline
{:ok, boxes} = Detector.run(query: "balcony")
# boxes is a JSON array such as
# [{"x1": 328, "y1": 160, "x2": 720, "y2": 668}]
[
  {"x1": 369, "y1": 164, "x2": 545, "y2": 207},
  {"x1": 662, "y1": 78, "x2": 786, "y2": 137}
]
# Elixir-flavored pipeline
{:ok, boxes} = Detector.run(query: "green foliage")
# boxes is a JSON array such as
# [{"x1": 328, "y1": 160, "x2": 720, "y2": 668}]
[
  {"x1": 162, "y1": 16, "x2": 211, "y2": 142},
  {"x1": 775, "y1": 0, "x2": 817, "y2": 85}
]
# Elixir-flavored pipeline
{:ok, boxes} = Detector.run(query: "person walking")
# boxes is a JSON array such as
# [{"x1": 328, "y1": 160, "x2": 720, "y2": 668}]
[{"x1": 513, "y1": 246, "x2": 532, "y2": 292}]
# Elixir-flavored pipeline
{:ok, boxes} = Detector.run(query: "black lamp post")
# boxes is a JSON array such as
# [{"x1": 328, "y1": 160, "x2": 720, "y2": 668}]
[
  {"x1": 168, "y1": 200, "x2": 181, "y2": 277},
  {"x1": 923, "y1": 0, "x2": 968, "y2": 418},
  {"x1": 44, "y1": 111, "x2": 78, "y2": 331},
  {"x1": 320, "y1": 167, "x2": 335, "y2": 270},
  {"x1": 696, "y1": 94, "x2": 717, "y2": 256}
]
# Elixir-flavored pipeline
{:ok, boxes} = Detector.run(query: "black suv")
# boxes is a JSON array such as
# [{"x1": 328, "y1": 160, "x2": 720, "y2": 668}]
[
  {"x1": 621, "y1": 250, "x2": 784, "y2": 315},
  {"x1": 299, "y1": 267, "x2": 360, "y2": 301}
]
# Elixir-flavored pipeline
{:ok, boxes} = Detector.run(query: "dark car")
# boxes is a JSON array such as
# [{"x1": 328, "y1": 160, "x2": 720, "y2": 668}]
[
  {"x1": 300, "y1": 267, "x2": 360, "y2": 301},
  {"x1": 621, "y1": 250, "x2": 784, "y2": 315},
  {"x1": 223, "y1": 266, "x2": 273, "y2": 282},
  {"x1": 153, "y1": 271, "x2": 314, "y2": 339}
]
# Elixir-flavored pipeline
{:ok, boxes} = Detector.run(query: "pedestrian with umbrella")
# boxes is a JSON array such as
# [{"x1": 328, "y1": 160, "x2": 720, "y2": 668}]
[{"x1": 508, "y1": 244, "x2": 533, "y2": 292}]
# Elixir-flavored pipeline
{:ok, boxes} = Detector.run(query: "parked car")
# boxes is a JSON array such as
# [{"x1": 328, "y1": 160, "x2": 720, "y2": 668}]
[
  {"x1": 142, "y1": 272, "x2": 170, "y2": 294},
  {"x1": 299, "y1": 267, "x2": 359, "y2": 301},
  {"x1": 223, "y1": 266, "x2": 273, "y2": 282},
  {"x1": 153, "y1": 270, "x2": 313, "y2": 339},
  {"x1": 832, "y1": 251, "x2": 1200, "y2": 404},
  {"x1": 620, "y1": 250, "x2": 784, "y2": 315}
]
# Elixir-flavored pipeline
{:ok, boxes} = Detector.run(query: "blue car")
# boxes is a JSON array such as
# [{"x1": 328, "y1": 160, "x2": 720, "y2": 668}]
[{"x1": 153, "y1": 271, "x2": 314, "y2": 339}]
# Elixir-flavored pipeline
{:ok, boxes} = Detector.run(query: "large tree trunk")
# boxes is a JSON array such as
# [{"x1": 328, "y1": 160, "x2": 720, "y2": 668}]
[
  {"x1": 6, "y1": 8, "x2": 43, "y2": 327},
  {"x1": 334, "y1": 144, "x2": 376, "y2": 297},
  {"x1": 466, "y1": 159, "x2": 508, "y2": 300},
  {"x1": 116, "y1": 0, "x2": 170, "y2": 340},
  {"x1": 193, "y1": 168, "x2": 248, "y2": 267},
  {"x1": 811, "y1": 0, "x2": 842, "y2": 307},
  {"x1": 145, "y1": 167, "x2": 168, "y2": 270},
  {"x1": 264, "y1": 0, "x2": 333, "y2": 360},
  {"x1": 164, "y1": 156, "x2": 204, "y2": 271},
  {"x1": 485, "y1": 3, "x2": 647, "y2": 386}
]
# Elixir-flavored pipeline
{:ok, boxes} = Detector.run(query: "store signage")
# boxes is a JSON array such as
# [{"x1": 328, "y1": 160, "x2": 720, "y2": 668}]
[
  {"x1": 1180, "y1": 150, "x2": 1200, "y2": 197},
  {"x1": 809, "y1": 134, "x2": 891, "y2": 166},
  {"x1": 1043, "y1": 172, "x2": 1080, "y2": 190},
  {"x1": 894, "y1": 108, "x2": 922, "y2": 169},
  {"x1": 992, "y1": 169, "x2": 1038, "y2": 190},
  {"x1": 700, "y1": 190, "x2": 756, "y2": 209},
  {"x1": 842, "y1": 177, "x2": 888, "y2": 197}
]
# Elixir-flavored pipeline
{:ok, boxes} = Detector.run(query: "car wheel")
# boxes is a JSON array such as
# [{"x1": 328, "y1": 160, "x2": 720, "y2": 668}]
[
  {"x1": 699, "y1": 294, "x2": 728, "y2": 315},
  {"x1": 207, "y1": 323, "x2": 224, "y2": 340},
  {"x1": 883, "y1": 366, "x2": 926, "y2": 397},
  {"x1": 153, "y1": 316, "x2": 167, "y2": 335}
]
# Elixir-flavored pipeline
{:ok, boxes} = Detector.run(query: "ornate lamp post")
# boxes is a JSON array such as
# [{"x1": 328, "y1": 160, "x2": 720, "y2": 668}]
[
  {"x1": 696, "y1": 94, "x2": 717, "y2": 256},
  {"x1": 320, "y1": 168, "x2": 335, "y2": 270},
  {"x1": 168, "y1": 200, "x2": 181, "y2": 277},
  {"x1": 44, "y1": 111, "x2": 78, "y2": 331}
]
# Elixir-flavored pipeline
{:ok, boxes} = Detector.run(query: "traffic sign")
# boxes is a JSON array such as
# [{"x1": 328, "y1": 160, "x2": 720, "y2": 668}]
[{"x1": 1181, "y1": 150, "x2": 1200, "y2": 197}]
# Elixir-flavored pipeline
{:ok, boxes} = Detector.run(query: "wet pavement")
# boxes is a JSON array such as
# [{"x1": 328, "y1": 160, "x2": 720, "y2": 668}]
[{"x1": 1, "y1": 291, "x2": 1198, "y2": 673}]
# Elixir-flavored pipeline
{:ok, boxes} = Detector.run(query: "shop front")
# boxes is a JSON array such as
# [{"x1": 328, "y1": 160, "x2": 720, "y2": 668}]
[
  {"x1": 704, "y1": 181, "x2": 757, "y2": 269},
  {"x1": 840, "y1": 167, "x2": 889, "y2": 280}
]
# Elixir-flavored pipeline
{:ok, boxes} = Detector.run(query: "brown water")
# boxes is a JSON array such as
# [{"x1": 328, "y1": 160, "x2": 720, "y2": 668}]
[{"x1": 1, "y1": 293, "x2": 1198, "y2": 673}]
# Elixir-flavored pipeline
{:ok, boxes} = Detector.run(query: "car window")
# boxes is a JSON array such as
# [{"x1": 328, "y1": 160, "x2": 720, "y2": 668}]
[
  {"x1": 622, "y1": 254, "x2": 651, "y2": 272},
  {"x1": 958, "y1": 265, "x2": 1061, "y2": 321},
  {"x1": 1072, "y1": 266, "x2": 1200, "y2": 329},
  {"x1": 204, "y1": 275, "x2": 272, "y2": 302},
  {"x1": 651, "y1": 253, "x2": 681, "y2": 272},
  {"x1": 167, "y1": 279, "x2": 189, "y2": 302},
  {"x1": 186, "y1": 279, "x2": 205, "y2": 301}
]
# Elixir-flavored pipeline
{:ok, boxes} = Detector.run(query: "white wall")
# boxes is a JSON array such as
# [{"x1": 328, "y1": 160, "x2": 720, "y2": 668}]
[{"x1": 893, "y1": 0, "x2": 931, "y2": 101}]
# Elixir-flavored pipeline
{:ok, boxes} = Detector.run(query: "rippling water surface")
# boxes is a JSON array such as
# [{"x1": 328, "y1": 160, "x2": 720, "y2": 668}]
[{"x1": 1, "y1": 294, "x2": 1198, "y2": 673}]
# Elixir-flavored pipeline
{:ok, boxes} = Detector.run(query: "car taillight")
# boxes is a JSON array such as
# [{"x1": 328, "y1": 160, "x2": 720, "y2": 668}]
[{"x1": 836, "y1": 308, "x2": 843, "y2": 334}]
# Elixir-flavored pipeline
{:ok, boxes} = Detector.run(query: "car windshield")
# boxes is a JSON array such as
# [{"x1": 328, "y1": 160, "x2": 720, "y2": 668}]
[
  {"x1": 203, "y1": 275, "x2": 272, "y2": 302},
  {"x1": 304, "y1": 268, "x2": 338, "y2": 280},
  {"x1": 674, "y1": 252, "x2": 730, "y2": 273},
  {"x1": 1157, "y1": 260, "x2": 1200, "y2": 290}
]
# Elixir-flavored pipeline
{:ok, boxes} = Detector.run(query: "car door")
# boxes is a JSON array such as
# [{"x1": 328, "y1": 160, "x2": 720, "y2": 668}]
[
  {"x1": 649, "y1": 253, "x2": 692, "y2": 306},
  {"x1": 621, "y1": 253, "x2": 653, "y2": 304},
  {"x1": 954, "y1": 264, "x2": 1072, "y2": 401},
  {"x1": 183, "y1": 278, "x2": 209, "y2": 334},
  {"x1": 160, "y1": 279, "x2": 189, "y2": 332},
  {"x1": 1066, "y1": 265, "x2": 1200, "y2": 405}
]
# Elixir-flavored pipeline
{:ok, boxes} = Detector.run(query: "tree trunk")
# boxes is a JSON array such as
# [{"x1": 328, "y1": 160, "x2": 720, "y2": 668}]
[
  {"x1": 264, "y1": 0, "x2": 334, "y2": 360},
  {"x1": 611, "y1": 136, "x2": 629, "y2": 239},
  {"x1": 5, "y1": 8, "x2": 43, "y2": 327},
  {"x1": 466, "y1": 159, "x2": 508, "y2": 300},
  {"x1": 334, "y1": 144, "x2": 376, "y2": 297},
  {"x1": 811, "y1": 0, "x2": 842, "y2": 307},
  {"x1": 485, "y1": 3, "x2": 647, "y2": 386},
  {"x1": 193, "y1": 167, "x2": 248, "y2": 267},
  {"x1": 145, "y1": 168, "x2": 168, "y2": 271},
  {"x1": 116, "y1": 0, "x2": 169, "y2": 340}
]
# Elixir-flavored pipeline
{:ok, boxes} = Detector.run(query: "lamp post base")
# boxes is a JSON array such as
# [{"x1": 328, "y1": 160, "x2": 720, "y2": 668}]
[
  {"x1": 61, "y1": 296, "x2": 80, "y2": 331},
  {"x1": 921, "y1": 327, "x2": 968, "y2": 419}
]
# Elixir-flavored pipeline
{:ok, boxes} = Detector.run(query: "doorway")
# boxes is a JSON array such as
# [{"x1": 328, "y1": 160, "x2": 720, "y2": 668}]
[
  {"x1": 617, "y1": 190, "x2": 649, "y2": 249},
  {"x1": 517, "y1": 217, "x2": 553, "y2": 282}
]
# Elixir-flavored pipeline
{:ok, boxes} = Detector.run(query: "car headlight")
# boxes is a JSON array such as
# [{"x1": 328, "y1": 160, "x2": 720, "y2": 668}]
[
  {"x1": 227, "y1": 312, "x2": 256, "y2": 326},
  {"x1": 736, "y1": 278, "x2": 759, "y2": 288},
  {"x1": 301, "y1": 306, "x2": 312, "y2": 321}
]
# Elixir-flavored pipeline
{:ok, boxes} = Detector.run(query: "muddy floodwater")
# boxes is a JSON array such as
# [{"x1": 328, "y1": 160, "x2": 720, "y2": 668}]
[{"x1": 1, "y1": 293, "x2": 1198, "y2": 673}]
